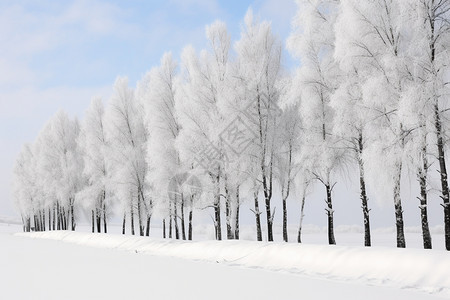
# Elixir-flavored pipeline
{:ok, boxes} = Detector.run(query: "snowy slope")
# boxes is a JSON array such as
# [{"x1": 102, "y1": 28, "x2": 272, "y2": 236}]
[
  {"x1": 3, "y1": 230, "x2": 445, "y2": 300},
  {"x1": 18, "y1": 230, "x2": 450, "y2": 298}
]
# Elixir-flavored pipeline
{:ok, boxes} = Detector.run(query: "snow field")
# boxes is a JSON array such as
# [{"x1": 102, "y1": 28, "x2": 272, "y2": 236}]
[{"x1": 18, "y1": 230, "x2": 450, "y2": 298}]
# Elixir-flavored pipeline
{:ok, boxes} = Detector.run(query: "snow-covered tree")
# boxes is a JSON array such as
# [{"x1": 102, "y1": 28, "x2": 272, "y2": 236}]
[
  {"x1": 176, "y1": 20, "x2": 231, "y2": 240},
  {"x1": 13, "y1": 143, "x2": 36, "y2": 232},
  {"x1": 288, "y1": 0, "x2": 341, "y2": 245},
  {"x1": 140, "y1": 52, "x2": 189, "y2": 239},
  {"x1": 233, "y1": 10, "x2": 283, "y2": 242},
  {"x1": 329, "y1": 71, "x2": 373, "y2": 246},
  {"x1": 105, "y1": 77, "x2": 151, "y2": 236},
  {"x1": 405, "y1": 0, "x2": 450, "y2": 250},
  {"x1": 78, "y1": 97, "x2": 110, "y2": 233},
  {"x1": 332, "y1": 1, "x2": 383, "y2": 246},
  {"x1": 276, "y1": 103, "x2": 302, "y2": 242},
  {"x1": 26, "y1": 111, "x2": 84, "y2": 231},
  {"x1": 334, "y1": 0, "x2": 411, "y2": 248}
]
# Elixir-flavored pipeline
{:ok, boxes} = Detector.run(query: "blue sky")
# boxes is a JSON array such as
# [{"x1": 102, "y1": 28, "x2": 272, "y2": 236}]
[{"x1": 0, "y1": 0, "x2": 297, "y2": 217}]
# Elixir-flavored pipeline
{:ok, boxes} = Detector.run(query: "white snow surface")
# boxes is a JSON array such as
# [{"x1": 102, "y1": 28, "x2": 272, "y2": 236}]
[{"x1": 12, "y1": 229, "x2": 450, "y2": 299}]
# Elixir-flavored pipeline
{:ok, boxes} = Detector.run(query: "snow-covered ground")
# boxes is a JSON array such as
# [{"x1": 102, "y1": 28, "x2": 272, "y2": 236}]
[
  {"x1": 51, "y1": 222, "x2": 449, "y2": 250},
  {"x1": 1, "y1": 223, "x2": 448, "y2": 300}
]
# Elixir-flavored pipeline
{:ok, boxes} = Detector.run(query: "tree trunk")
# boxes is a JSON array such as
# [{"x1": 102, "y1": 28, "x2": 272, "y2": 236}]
[
  {"x1": 358, "y1": 134, "x2": 371, "y2": 247},
  {"x1": 40, "y1": 211, "x2": 43, "y2": 231},
  {"x1": 35, "y1": 213, "x2": 40, "y2": 231},
  {"x1": 297, "y1": 193, "x2": 306, "y2": 243},
  {"x1": 61, "y1": 207, "x2": 67, "y2": 230},
  {"x1": 235, "y1": 186, "x2": 240, "y2": 240},
  {"x1": 41, "y1": 209, "x2": 46, "y2": 231},
  {"x1": 65, "y1": 207, "x2": 68, "y2": 230},
  {"x1": 419, "y1": 173, "x2": 432, "y2": 249},
  {"x1": 169, "y1": 208, "x2": 173, "y2": 238},
  {"x1": 64, "y1": 207, "x2": 68, "y2": 230},
  {"x1": 394, "y1": 163, "x2": 406, "y2": 248},
  {"x1": 214, "y1": 173, "x2": 222, "y2": 241},
  {"x1": 253, "y1": 190, "x2": 262, "y2": 241},
  {"x1": 96, "y1": 208, "x2": 101, "y2": 233},
  {"x1": 25, "y1": 217, "x2": 30, "y2": 232},
  {"x1": 61, "y1": 207, "x2": 66, "y2": 230},
  {"x1": 282, "y1": 144, "x2": 293, "y2": 243},
  {"x1": 174, "y1": 200, "x2": 180, "y2": 240},
  {"x1": 59, "y1": 207, "x2": 63, "y2": 230},
  {"x1": 282, "y1": 194, "x2": 288, "y2": 242},
  {"x1": 48, "y1": 208, "x2": 52, "y2": 231},
  {"x1": 145, "y1": 215, "x2": 151, "y2": 237},
  {"x1": 325, "y1": 183, "x2": 336, "y2": 245},
  {"x1": 264, "y1": 194, "x2": 273, "y2": 242},
  {"x1": 181, "y1": 195, "x2": 186, "y2": 240},
  {"x1": 122, "y1": 212, "x2": 126, "y2": 235},
  {"x1": 224, "y1": 178, "x2": 233, "y2": 240},
  {"x1": 359, "y1": 164, "x2": 371, "y2": 247},
  {"x1": 103, "y1": 202, "x2": 107, "y2": 234},
  {"x1": 91, "y1": 210, "x2": 95, "y2": 233},
  {"x1": 137, "y1": 192, "x2": 144, "y2": 236},
  {"x1": 37, "y1": 213, "x2": 41, "y2": 231},
  {"x1": 103, "y1": 191, "x2": 107, "y2": 233},
  {"x1": 434, "y1": 103, "x2": 450, "y2": 250},
  {"x1": 418, "y1": 143, "x2": 432, "y2": 249},
  {"x1": 163, "y1": 219, "x2": 166, "y2": 238},
  {"x1": 188, "y1": 208, "x2": 193, "y2": 241},
  {"x1": 57, "y1": 202, "x2": 61, "y2": 230},
  {"x1": 130, "y1": 202, "x2": 135, "y2": 235},
  {"x1": 70, "y1": 199, "x2": 75, "y2": 231},
  {"x1": 65, "y1": 209, "x2": 67, "y2": 230},
  {"x1": 52, "y1": 204, "x2": 56, "y2": 231},
  {"x1": 34, "y1": 215, "x2": 38, "y2": 232},
  {"x1": 66, "y1": 205, "x2": 70, "y2": 230},
  {"x1": 262, "y1": 171, "x2": 273, "y2": 242}
]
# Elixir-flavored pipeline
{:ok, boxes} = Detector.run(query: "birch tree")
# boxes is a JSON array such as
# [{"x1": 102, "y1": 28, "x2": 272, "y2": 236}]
[
  {"x1": 141, "y1": 52, "x2": 188, "y2": 239},
  {"x1": 288, "y1": 0, "x2": 341, "y2": 245},
  {"x1": 335, "y1": 0, "x2": 412, "y2": 248},
  {"x1": 78, "y1": 97, "x2": 110, "y2": 233},
  {"x1": 234, "y1": 10, "x2": 282, "y2": 242},
  {"x1": 13, "y1": 144, "x2": 37, "y2": 232},
  {"x1": 333, "y1": 8, "x2": 377, "y2": 246},
  {"x1": 105, "y1": 77, "x2": 151, "y2": 236},
  {"x1": 407, "y1": 0, "x2": 450, "y2": 250},
  {"x1": 176, "y1": 21, "x2": 231, "y2": 240},
  {"x1": 276, "y1": 102, "x2": 302, "y2": 242}
]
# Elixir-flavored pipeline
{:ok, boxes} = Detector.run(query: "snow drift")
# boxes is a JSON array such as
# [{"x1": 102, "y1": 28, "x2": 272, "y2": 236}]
[{"x1": 18, "y1": 231, "x2": 450, "y2": 297}]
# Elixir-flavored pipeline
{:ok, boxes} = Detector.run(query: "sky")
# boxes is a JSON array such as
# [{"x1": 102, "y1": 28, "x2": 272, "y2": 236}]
[
  {"x1": 0, "y1": 0, "x2": 297, "y2": 217},
  {"x1": 0, "y1": 0, "x2": 446, "y2": 232}
]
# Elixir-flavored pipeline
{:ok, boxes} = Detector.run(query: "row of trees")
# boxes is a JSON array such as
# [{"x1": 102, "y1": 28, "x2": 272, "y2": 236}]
[{"x1": 13, "y1": 0, "x2": 450, "y2": 250}]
